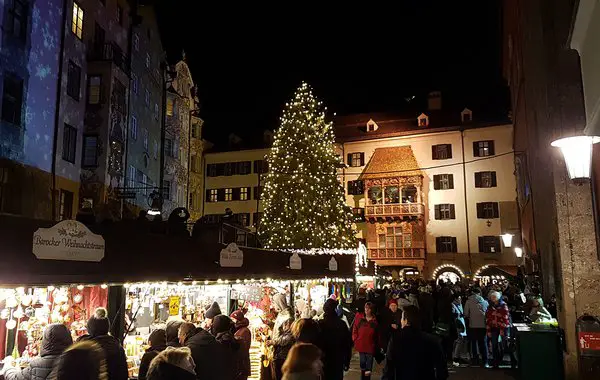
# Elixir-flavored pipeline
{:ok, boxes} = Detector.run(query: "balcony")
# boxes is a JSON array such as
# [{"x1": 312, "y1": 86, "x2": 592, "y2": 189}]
[
  {"x1": 368, "y1": 248, "x2": 425, "y2": 260},
  {"x1": 87, "y1": 42, "x2": 130, "y2": 75},
  {"x1": 365, "y1": 203, "x2": 424, "y2": 222}
]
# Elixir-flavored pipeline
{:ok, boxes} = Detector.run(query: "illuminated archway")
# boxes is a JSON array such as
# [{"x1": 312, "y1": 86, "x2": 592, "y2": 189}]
[{"x1": 431, "y1": 264, "x2": 465, "y2": 284}]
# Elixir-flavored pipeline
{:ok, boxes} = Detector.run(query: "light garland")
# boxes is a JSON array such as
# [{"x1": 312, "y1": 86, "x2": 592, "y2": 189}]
[{"x1": 431, "y1": 264, "x2": 465, "y2": 279}]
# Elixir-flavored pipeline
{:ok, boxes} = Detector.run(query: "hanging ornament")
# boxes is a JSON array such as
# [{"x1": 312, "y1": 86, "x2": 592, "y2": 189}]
[
  {"x1": 21, "y1": 295, "x2": 33, "y2": 307},
  {"x1": 73, "y1": 294, "x2": 83, "y2": 304},
  {"x1": 13, "y1": 307, "x2": 24, "y2": 319},
  {"x1": 0, "y1": 309, "x2": 10, "y2": 319},
  {"x1": 25, "y1": 306, "x2": 35, "y2": 318},
  {"x1": 6, "y1": 297, "x2": 18, "y2": 308},
  {"x1": 6, "y1": 319, "x2": 17, "y2": 329}
]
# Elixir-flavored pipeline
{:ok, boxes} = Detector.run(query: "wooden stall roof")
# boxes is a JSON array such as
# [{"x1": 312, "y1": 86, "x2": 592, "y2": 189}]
[{"x1": 0, "y1": 215, "x2": 355, "y2": 286}]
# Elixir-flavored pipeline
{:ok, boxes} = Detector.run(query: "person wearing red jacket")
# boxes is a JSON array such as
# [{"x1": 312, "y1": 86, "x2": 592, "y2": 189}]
[
  {"x1": 352, "y1": 302, "x2": 379, "y2": 380},
  {"x1": 485, "y1": 291, "x2": 510, "y2": 368}
]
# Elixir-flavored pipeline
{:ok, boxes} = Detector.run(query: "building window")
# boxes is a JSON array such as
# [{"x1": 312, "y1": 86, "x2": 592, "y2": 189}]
[
  {"x1": 81, "y1": 135, "x2": 98, "y2": 167},
  {"x1": 236, "y1": 213, "x2": 250, "y2": 227},
  {"x1": 145, "y1": 89, "x2": 150, "y2": 106},
  {"x1": 475, "y1": 171, "x2": 497, "y2": 188},
  {"x1": 143, "y1": 129, "x2": 148, "y2": 151},
  {"x1": 436, "y1": 236, "x2": 458, "y2": 253},
  {"x1": 71, "y1": 2, "x2": 84, "y2": 39},
  {"x1": 166, "y1": 98, "x2": 174, "y2": 116},
  {"x1": 165, "y1": 139, "x2": 173, "y2": 157},
  {"x1": 133, "y1": 33, "x2": 139, "y2": 51},
  {"x1": 434, "y1": 204, "x2": 456, "y2": 220},
  {"x1": 225, "y1": 188, "x2": 233, "y2": 201},
  {"x1": 191, "y1": 123, "x2": 201, "y2": 139},
  {"x1": 240, "y1": 187, "x2": 249, "y2": 201},
  {"x1": 127, "y1": 165, "x2": 136, "y2": 189},
  {"x1": 433, "y1": 174, "x2": 454, "y2": 190},
  {"x1": 347, "y1": 180, "x2": 364, "y2": 195},
  {"x1": 116, "y1": 5, "x2": 123, "y2": 25},
  {"x1": 432, "y1": 144, "x2": 452, "y2": 160},
  {"x1": 59, "y1": 190, "x2": 74, "y2": 220},
  {"x1": 476, "y1": 202, "x2": 499, "y2": 219},
  {"x1": 253, "y1": 212, "x2": 263, "y2": 226},
  {"x1": 479, "y1": 236, "x2": 501, "y2": 253},
  {"x1": 190, "y1": 155, "x2": 199, "y2": 173},
  {"x1": 130, "y1": 116, "x2": 137, "y2": 139},
  {"x1": 377, "y1": 227, "x2": 410, "y2": 249},
  {"x1": 368, "y1": 186, "x2": 383, "y2": 205},
  {"x1": 473, "y1": 140, "x2": 495, "y2": 157},
  {"x1": 132, "y1": 73, "x2": 138, "y2": 94},
  {"x1": 237, "y1": 161, "x2": 252, "y2": 175},
  {"x1": 253, "y1": 160, "x2": 269, "y2": 174},
  {"x1": 352, "y1": 207, "x2": 365, "y2": 222},
  {"x1": 141, "y1": 173, "x2": 148, "y2": 195},
  {"x1": 207, "y1": 189, "x2": 218, "y2": 202},
  {"x1": 1, "y1": 74, "x2": 23, "y2": 126},
  {"x1": 153, "y1": 140, "x2": 158, "y2": 159},
  {"x1": 66, "y1": 61, "x2": 81, "y2": 100},
  {"x1": 347, "y1": 152, "x2": 365, "y2": 167},
  {"x1": 87, "y1": 76, "x2": 101, "y2": 104},
  {"x1": 206, "y1": 163, "x2": 217, "y2": 177},
  {"x1": 62, "y1": 124, "x2": 77, "y2": 163},
  {"x1": 163, "y1": 180, "x2": 171, "y2": 200},
  {"x1": 385, "y1": 186, "x2": 400, "y2": 204},
  {"x1": 7, "y1": 0, "x2": 28, "y2": 40},
  {"x1": 145, "y1": 52, "x2": 150, "y2": 68},
  {"x1": 402, "y1": 186, "x2": 417, "y2": 203},
  {"x1": 253, "y1": 186, "x2": 262, "y2": 200}
]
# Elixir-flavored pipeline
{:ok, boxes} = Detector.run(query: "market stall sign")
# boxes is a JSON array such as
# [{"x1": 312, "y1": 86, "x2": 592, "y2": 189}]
[
  {"x1": 32, "y1": 220, "x2": 105, "y2": 262},
  {"x1": 579, "y1": 332, "x2": 600, "y2": 351},
  {"x1": 220, "y1": 243, "x2": 243, "y2": 267},
  {"x1": 328, "y1": 257, "x2": 338, "y2": 271},
  {"x1": 169, "y1": 296, "x2": 180, "y2": 316},
  {"x1": 290, "y1": 253, "x2": 302, "y2": 270}
]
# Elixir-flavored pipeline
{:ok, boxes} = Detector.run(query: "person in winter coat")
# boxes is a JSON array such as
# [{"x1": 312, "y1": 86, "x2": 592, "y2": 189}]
[
  {"x1": 418, "y1": 286, "x2": 435, "y2": 333},
  {"x1": 316, "y1": 299, "x2": 352, "y2": 380},
  {"x1": 52, "y1": 340, "x2": 108, "y2": 380},
  {"x1": 352, "y1": 302, "x2": 379, "y2": 380},
  {"x1": 2, "y1": 323, "x2": 73, "y2": 380},
  {"x1": 204, "y1": 302, "x2": 222, "y2": 331},
  {"x1": 451, "y1": 294, "x2": 467, "y2": 366},
  {"x1": 138, "y1": 329, "x2": 167, "y2": 380},
  {"x1": 166, "y1": 319, "x2": 184, "y2": 347},
  {"x1": 281, "y1": 343, "x2": 323, "y2": 380},
  {"x1": 147, "y1": 346, "x2": 196, "y2": 380},
  {"x1": 79, "y1": 307, "x2": 129, "y2": 380},
  {"x1": 436, "y1": 287, "x2": 455, "y2": 360},
  {"x1": 384, "y1": 305, "x2": 448, "y2": 380},
  {"x1": 272, "y1": 293, "x2": 294, "y2": 341},
  {"x1": 291, "y1": 318, "x2": 320, "y2": 345},
  {"x1": 212, "y1": 315, "x2": 241, "y2": 380},
  {"x1": 270, "y1": 319, "x2": 295, "y2": 380},
  {"x1": 381, "y1": 299, "x2": 402, "y2": 351},
  {"x1": 231, "y1": 310, "x2": 251, "y2": 380},
  {"x1": 486, "y1": 291, "x2": 510, "y2": 368},
  {"x1": 464, "y1": 287, "x2": 489, "y2": 367},
  {"x1": 179, "y1": 322, "x2": 227, "y2": 380}
]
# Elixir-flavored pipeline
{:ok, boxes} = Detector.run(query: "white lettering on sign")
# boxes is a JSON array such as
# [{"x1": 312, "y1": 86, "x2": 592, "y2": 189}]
[
  {"x1": 290, "y1": 252, "x2": 302, "y2": 270},
  {"x1": 32, "y1": 220, "x2": 105, "y2": 262},
  {"x1": 220, "y1": 243, "x2": 243, "y2": 268}
]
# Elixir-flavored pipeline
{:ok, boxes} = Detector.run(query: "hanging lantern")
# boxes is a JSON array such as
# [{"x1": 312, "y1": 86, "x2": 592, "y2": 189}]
[
  {"x1": 551, "y1": 136, "x2": 600, "y2": 181},
  {"x1": 501, "y1": 233, "x2": 514, "y2": 248},
  {"x1": 6, "y1": 319, "x2": 17, "y2": 330},
  {"x1": 515, "y1": 247, "x2": 523, "y2": 258}
]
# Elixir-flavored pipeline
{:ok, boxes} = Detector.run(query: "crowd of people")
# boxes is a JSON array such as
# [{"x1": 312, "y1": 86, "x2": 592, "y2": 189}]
[{"x1": 0, "y1": 277, "x2": 554, "y2": 380}]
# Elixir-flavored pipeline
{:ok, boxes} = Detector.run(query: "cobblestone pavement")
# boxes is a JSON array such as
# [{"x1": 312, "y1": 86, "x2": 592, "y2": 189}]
[{"x1": 344, "y1": 353, "x2": 518, "y2": 380}]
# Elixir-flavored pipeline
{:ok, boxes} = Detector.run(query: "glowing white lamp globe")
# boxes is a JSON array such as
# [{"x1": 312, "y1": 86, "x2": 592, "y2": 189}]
[
  {"x1": 515, "y1": 247, "x2": 523, "y2": 258},
  {"x1": 501, "y1": 233, "x2": 514, "y2": 248},
  {"x1": 551, "y1": 136, "x2": 600, "y2": 180}
]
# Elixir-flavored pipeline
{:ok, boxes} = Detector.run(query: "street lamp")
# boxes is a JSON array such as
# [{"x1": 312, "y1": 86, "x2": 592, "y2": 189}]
[
  {"x1": 514, "y1": 247, "x2": 523, "y2": 258},
  {"x1": 500, "y1": 233, "x2": 514, "y2": 248},
  {"x1": 551, "y1": 136, "x2": 600, "y2": 181},
  {"x1": 148, "y1": 191, "x2": 163, "y2": 216}
]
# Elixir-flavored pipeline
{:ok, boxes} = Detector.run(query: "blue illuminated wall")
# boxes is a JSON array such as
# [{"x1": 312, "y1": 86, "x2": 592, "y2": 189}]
[{"x1": 0, "y1": 0, "x2": 64, "y2": 173}]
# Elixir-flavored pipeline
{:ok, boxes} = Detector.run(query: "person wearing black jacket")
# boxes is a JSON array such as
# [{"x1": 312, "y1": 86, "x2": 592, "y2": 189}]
[
  {"x1": 138, "y1": 329, "x2": 167, "y2": 380},
  {"x1": 211, "y1": 315, "x2": 241, "y2": 380},
  {"x1": 384, "y1": 305, "x2": 448, "y2": 380},
  {"x1": 166, "y1": 319, "x2": 184, "y2": 347},
  {"x1": 179, "y1": 322, "x2": 227, "y2": 380},
  {"x1": 317, "y1": 299, "x2": 352, "y2": 380}
]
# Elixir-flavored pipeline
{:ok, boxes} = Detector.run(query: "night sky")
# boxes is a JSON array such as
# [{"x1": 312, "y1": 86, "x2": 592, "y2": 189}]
[{"x1": 156, "y1": 1, "x2": 507, "y2": 145}]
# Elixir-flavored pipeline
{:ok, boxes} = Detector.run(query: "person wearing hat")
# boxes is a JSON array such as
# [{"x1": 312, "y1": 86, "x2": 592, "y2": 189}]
[
  {"x1": 316, "y1": 298, "x2": 352, "y2": 380},
  {"x1": 231, "y1": 310, "x2": 251, "y2": 380},
  {"x1": 381, "y1": 299, "x2": 402, "y2": 353},
  {"x1": 204, "y1": 301, "x2": 222, "y2": 331},
  {"x1": 79, "y1": 307, "x2": 128, "y2": 380},
  {"x1": 138, "y1": 329, "x2": 167, "y2": 380}
]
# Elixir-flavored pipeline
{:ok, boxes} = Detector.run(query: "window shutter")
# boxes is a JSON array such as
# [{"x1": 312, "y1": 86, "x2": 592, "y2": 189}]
[
  {"x1": 478, "y1": 236, "x2": 484, "y2": 253},
  {"x1": 474, "y1": 172, "x2": 482, "y2": 188},
  {"x1": 205, "y1": 189, "x2": 211, "y2": 202},
  {"x1": 451, "y1": 237, "x2": 458, "y2": 252},
  {"x1": 434, "y1": 205, "x2": 441, "y2": 220},
  {"x1": 217, "y1": 189, "x2": 225, "y2": 201},
  {"x1": 232, "y1": 188, "x2": 241, "y2": 201},
  {"x1": 491, "y1": 171, "x2": 497, "y2": 187},
  {"x1": 253, "y1": 186, "x2": 259, "y2": 200},
  {"x1": 347, "y1": 153, "x2": 352, "y2": 165},
  {"x1": 476, "y1": 203, "x2": 484, "y2": 218},
  {"x1": 489, "y1": 141, "x2": 495, "y2": 155},
  {"x1": 347, "y1": 181, "x2": 353, "y2": 194},
  {"x1": 433, "y1": 175, "x2": 440, "y2": 190},
  {"x1": 431, "y1": 145, "x2": 437, "y2": 160},
  {"x1": 360, "y1": 152, "x2": 365, "y2": 166},
  {"x1": 436, "y1": 237, "x2": 441, "y2": 252},
  {"x1": 447, "y1": 144, "x2": 453, "y2": 158},
  {"x1": 492, "y1": 202, "x2": 499, "y2": 218},
  {"x1": 494, "y1": 237, "x2": 501, "y2": 253},
  {"x1": 473, "y1": 142, "x2": 479, "y2": 157},
  {"x1": 450, "y1": 204, "x2": 456, "y2": 219},
  {"x1": 448, "y1": 174, "x2": 454, "y2": 189}
]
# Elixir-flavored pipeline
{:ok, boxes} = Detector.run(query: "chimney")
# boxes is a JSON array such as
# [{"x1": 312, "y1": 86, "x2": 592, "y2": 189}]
[{"x1": 428, "y1": 91, "x2": 442, "y2": 111}]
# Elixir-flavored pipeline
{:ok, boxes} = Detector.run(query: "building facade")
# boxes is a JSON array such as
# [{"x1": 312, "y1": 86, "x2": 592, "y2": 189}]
[
  {"x1": 126, "y1": 4, "x2": 163, "y2": 213},
  {"x1": 336, "y1": 99, "x2": 519, "y2": 279},
  {"x1": 503, "y1": 0, "x2": 600, "y2": 377}
]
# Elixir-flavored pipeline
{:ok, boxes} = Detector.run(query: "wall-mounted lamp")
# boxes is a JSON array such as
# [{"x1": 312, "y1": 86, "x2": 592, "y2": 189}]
[
  {"x1": 501, "y1": 233, "x2": 514, "y2": 248},
  {"x1": 551, "y1": 136, "x2": 600, "y2": 181},
  {"x1": 514, "y1": 247, "x2": 523, "y2": 258}
]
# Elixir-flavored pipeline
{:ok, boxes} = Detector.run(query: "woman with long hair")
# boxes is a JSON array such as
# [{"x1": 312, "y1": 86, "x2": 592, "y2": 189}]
[
  {"x1": 52, "y1": 340, "x2": 108, "y2": 380},
  {"x1": 281, "y1": 343, "x2": 322, "y2": 380},
  {"x1": 352, "y1": 302, "x2": 379, "y2": 380}
]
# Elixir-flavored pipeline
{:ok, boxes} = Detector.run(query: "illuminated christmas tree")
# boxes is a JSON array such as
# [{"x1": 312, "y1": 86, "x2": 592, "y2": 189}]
[{"x1": 259, "y1": 82, "x2": 357, "y2": 251}]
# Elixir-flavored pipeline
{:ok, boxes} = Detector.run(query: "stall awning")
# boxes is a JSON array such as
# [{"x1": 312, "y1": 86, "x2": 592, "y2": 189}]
[{"x1": 0, "y1": 215, "x2": 356, "y2": 285}]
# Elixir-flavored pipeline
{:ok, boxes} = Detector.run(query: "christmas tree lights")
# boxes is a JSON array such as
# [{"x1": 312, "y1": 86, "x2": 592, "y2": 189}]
[{"x1": 259, "y1": 82, "x2": 357, "y2": 252}]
